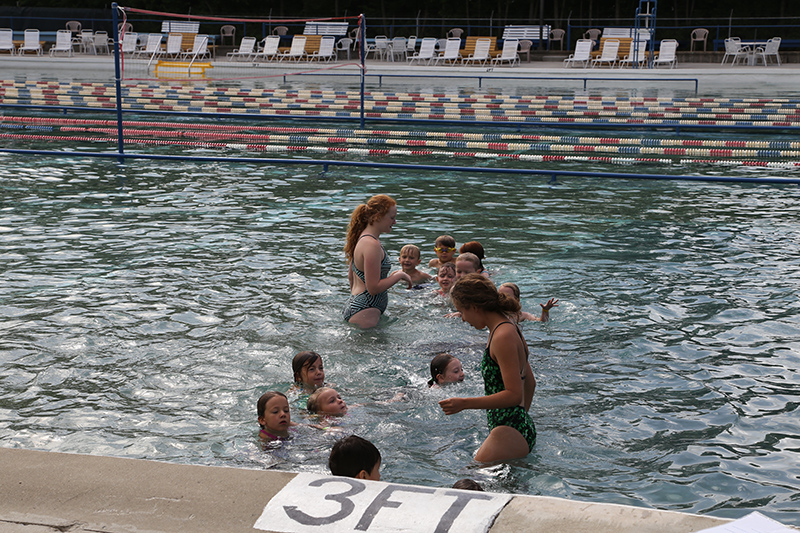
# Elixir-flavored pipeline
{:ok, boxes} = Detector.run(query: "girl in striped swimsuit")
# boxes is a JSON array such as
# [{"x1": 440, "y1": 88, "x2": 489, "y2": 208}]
[{"x1": 342, "y1": 194, "x2": 412, "y2": 328}]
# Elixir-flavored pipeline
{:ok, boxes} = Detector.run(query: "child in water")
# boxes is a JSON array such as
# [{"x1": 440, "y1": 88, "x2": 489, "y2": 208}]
[
  {"x1": 454, "y1": 252, "x2": 481, "y2": 281},
  {"x1": 429, "y1": 235, "x2": 458, "y2": 269},
  {"x1": 393, "y1": 244, "x2": 433, "y2": 286},
  {"x1": 307, "y1": 387, "x2": 348, "y2": 416},
  {"x1": 329, "y1": 435, "x2": 382, "y2": 480},
  {"x1": 434, "y1": 262, "x2": 456, "y2": 296},
  {"x1": 428, "y1": 353, "x2": 465, "y2": 387},
  {"x1": 257, "y1": 391, "x2": 298, "y2": 441},
  {"x1": 291, "y1": 351, "x2": 326, "y2": 393},
  {"x1": 498, "y1": 282, "x2": 558, "y2": 323}
]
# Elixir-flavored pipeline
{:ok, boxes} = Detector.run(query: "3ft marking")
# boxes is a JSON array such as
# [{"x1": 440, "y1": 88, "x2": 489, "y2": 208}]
[{"x1": 254, "y1": 473, "x2": 512, "y2": 533}]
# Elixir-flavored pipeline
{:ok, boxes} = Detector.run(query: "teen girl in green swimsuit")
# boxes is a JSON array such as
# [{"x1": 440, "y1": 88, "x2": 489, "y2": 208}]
[{"x1": 439, "y1": 273, "x2": 536, "y2": 463}]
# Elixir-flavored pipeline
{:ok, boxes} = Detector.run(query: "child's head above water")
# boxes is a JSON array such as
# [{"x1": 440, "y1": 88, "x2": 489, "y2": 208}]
[
  {"x1": 257, "y1": 391, "x2": 291, "y2": 439},
  {"x1": 399, "y1": 244, "x2": 422, "y2": 267},
  {"x1": 436, "y1": 262, "x2": 456, "y2": 294},
  {"x1": 307, "y1": 387, "x2": 347, "y2": 416},
  {"x1": 498, "y1": 282, "x2": 521, "y2": 301},
  {"x1": 428, "y1": 353, "x2": 464, "y2": 387},
  {"x1": 292, "y1": 351, "x2": 325, "y2": 392},
  {"x1": 434, "y1": 235, "x2": 457, "y2": 263},
  {"x1": 455, "y1": 252, "x2": 481, "y2": 280},
  {"x1": 329, "y1": 435, "x2": 382, "y2": 480},
  {"x1": 459, "y1": 241, "x2": 485, "y2": 270}
]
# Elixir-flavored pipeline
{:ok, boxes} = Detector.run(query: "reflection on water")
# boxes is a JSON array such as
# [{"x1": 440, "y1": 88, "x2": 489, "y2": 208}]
[{"x1": 0, "y1": 154, "x2": 799, "y2": 525}]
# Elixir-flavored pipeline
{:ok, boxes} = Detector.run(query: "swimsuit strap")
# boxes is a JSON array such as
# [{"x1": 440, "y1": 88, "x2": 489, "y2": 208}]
[
  {"x1": 486, "y1": 320, "x2": 529, "y2": 378},
  {"x1": 260, "y1": 428, "x2": 278, "y2": 440},
  {"x1": 358, "y1": 233, "x2": 379, "y2": 241}
]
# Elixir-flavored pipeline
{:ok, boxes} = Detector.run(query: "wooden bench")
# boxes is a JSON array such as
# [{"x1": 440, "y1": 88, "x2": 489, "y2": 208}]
[
  {"x1": 277, "y1": 34, "x2": 322, "y2": 59},
  {"x1": 303, "y1": 22, "x2": 348, "y2": 36},
  {"x1": 502, "y1": 25, "x2": 550, "y2": 43},
  {"x1": 460, "y1": 36, "x2": 499, "y2": 59}
]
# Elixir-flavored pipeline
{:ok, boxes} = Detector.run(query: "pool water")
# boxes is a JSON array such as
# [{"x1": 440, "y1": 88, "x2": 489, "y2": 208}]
[{"x1": 1, "y1": 151, "x2": 798, "y2": 524}]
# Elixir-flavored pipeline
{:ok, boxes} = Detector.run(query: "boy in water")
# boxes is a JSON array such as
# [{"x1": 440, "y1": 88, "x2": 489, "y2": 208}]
[
  {"x1": 428, "y1": 235, "x2": 457, "y2": 269},
  {"x1": 329, "y1": 435, "x2": 382, "y2": 480},
  {"x1": 393, "y1": 244, "x2": 433, "y2": 286}
]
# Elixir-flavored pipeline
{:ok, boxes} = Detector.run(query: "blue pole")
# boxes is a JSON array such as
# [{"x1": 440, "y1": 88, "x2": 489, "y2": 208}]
[
  {"x1": 360, "y1": 14, "x2": 366, "y2": 129},
  {"x1": 111, "y1": 3, "x2": 125, "y2": 162}
]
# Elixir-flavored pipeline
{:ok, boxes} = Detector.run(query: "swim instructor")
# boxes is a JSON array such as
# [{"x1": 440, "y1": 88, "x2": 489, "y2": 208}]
[{"x1": 343, "y1": 194, "x2": 411, "y2": 328}]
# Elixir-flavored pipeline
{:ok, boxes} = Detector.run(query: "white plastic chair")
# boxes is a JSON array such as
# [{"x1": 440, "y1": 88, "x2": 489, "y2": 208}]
[
  {"x1": 584, "y1": 28, "x2": 601, "y2": 48},
  {"x1": 617, "y1": 37, "x2": 649, "y2": 68},
  {"x1": 77, "y1": 30, "x2": 94, "y2": 54},
  {"x1": 256, "y1": 35, "x2": 280, "y2": 61},
  {"x1": 0, "y1": 28, "x2": 17, "y2": 54},
  {"x1": 652, "y1": 39, "x2": 678, "y2": 68},
  {"x1": 309, "y1": 35, "x2": 335, "y2": 62},
  {"x1": 721, "y1": 38, "x2": 750, "y2": 65},
  {"x1": 220, "y1": 25, "x2": 235, "y2": 46},
  {"x1": 227, "y1": 36, "x2": 256, "y2": 61},
  {"x1": 280, "y1": 35, "x2": 307, "y2": 62},
  {"x1": 368, "y1": 35, "x2": 389, "y2": 60},
  {"x1": 406, "y1": 36, "x2": 417, "y2": 54},
  {"x1": 462, "y1": 38, "x2": 491, "y2": 66},
  {"x1": 389, "y1": 37, "x2": 407, "y2": 61},
  {"x1": 564, "y1": 39, "x2": 593, "y2": 68},
  {"x1": 491, "y1": 38, "x2": 519, "y2": 66},
  {"x1": 591, "y1": 39, "x2": 619, "y2": 68},
  {"x1": 19, "y1": 29, "x2": 43, "y2": 56},
  {"x1": 432, "y1": 37, "x2": 461, "y2": 65},
  {"x1": 49, "y1": 29, "x2": 74, "y2": 57},
  {"x1": 407, "y1": 37, "x2": 436, "y2": 65},
  {"x1": 754, "y1": 37, "x2": 781, "y2": 66},
  {"x1": 335, "y1": 37, "x2": 352, "y2": 60},
  {"x1": 549, "y1": 28, "x2": 565, "y2": 50},
  {"x1": 66, "y1": 20, "x2": 81, "y2": 37}
]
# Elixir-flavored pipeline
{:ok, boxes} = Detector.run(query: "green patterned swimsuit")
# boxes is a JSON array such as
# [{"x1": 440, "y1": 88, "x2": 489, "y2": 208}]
[{"x1": 481, "y1": 321, "x2": 537, "y2": 451}]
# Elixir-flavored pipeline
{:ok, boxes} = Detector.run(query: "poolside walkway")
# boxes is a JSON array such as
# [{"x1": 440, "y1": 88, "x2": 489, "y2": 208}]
[{"x1": 0, "y1": 446, "x2": 739, "y2": 533}]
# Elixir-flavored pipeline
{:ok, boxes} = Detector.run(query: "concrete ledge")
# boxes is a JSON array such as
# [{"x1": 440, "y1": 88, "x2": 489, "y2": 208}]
[{"x1": 0, "y1": 447, "x2": 737, "y2": 533}]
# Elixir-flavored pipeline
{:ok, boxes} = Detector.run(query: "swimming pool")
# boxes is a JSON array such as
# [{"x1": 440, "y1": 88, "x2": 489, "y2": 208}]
[
  {"x1": 1, "y1": 148, "x2": 798, "y2": 524},
  {"x1": 1, "y1": 62, "x2": 799, "y2": 524}
]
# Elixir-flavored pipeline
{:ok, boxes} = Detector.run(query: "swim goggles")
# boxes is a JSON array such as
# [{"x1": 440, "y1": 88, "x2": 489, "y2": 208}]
[{"x1": 434, "y1": 246, "x2": 457, "y2": 253}]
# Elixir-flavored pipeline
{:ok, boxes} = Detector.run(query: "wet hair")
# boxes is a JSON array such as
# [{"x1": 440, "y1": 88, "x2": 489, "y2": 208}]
[
  {"x1": 459, "y1": 241, "x2": 485, "y2": 270},
  {"x1": 292, "y1": 351, "x2": 322, "y2": 384},
  {"x1": 452, "y1": 478, "x2": 484, "y2": 491},
  {"x1": 428, "y1": 353, "x2": 457, "y2": 387},
  {"x1": 499, "y1": 282, "x2": 521, "y2": 300},
  {"x1": 399, "y1": 244, "x2": 421, "y2": 260},
  {"x1": 450, "y1": 273, "x2": 520, "y2": 316},
  {"x1": 306, "y1": 386, "x2": 335, "y2": 413},
  {"x1": 437, "y1": 262, "x2": 456, "y2": 277},
  {"x1": 257, "y1": 391, "x2": 287, "y2": 429},
  {"x1": 344, "y1": 194, "x2": 397, "y2": 262},
  {"x1": 329, "y1": 435, "x2": 382, "y2": 478},
  {"x1": 455, "y1": 252, "x2": 481, "y2": 272},
  {"x1": 434, "y1": 235, "x2": 456, "y2": 248}
]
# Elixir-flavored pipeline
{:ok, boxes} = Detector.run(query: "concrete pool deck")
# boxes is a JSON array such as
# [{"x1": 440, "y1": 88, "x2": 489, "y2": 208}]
[
  {"x1": 0, "y1": 446, "x2": 746, "y2": 533},
  {"x1": 1, "y1": 53, "x2": 799, "y2": 95}
]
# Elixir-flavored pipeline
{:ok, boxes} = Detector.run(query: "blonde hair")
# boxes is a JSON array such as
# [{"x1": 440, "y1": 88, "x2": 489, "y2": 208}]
[
  {"x1": 399, "y1": 244, "x2": 421, "y2": 259},
  {"x1": 455, "y1": 252, "x2": 481, "y2": 271},
  {"x1": 344, "y1": 195, "x2": 397, "y2": 262},
  {"x1": 306, "y1": 386, "x2": 335, "y2": 413},
  {"x1": 450, "y1": 273, "x2": 520, "y2": 316},
  {"x1": 499, "y1": 282, "x2": 521, "y2": 300}
]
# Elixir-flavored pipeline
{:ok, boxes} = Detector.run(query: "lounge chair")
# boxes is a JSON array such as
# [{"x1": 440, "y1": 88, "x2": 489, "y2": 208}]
[
  {"x1": 49, "y1": 29, "x2": 74, "y2": 57},
  {"x1": 18, "y1": 29, "x2": 43, "y2": 56},
  {"x1": 753, "y1": 37, "x2": 781, "y2": 66},
  {"x1": 256, "y1": 35, "x2": 280, "y2": 61},
  {"x1": 591, "y1": 38, "x2": 619, "y2": 68},
  {"x1": 0, "y1": 28, "x2": 17, "y2": 55},
  {"x1": 432, "y1": 37, "x2": 461, "y2": 66},
  {"x1": 93, "y1": 31, "x2": 111, "y2": 54},
  {"x1": 491, "y1": 38, "x2": 519, "y2": 66},
  {"x1": 462, "y1": 38, "x2": 491, "y2": 66},
  {"x1": 408, "y1": 37, "x2": 436, "y2": 65},
  {"x1": 564, "y1": 39, "x2": 592, "y2": 67},
  {"x1": 309, "y1": 35, "x2": 335, "y2": 62},
  {"x1": 389, "y1": 37, "x2": 407, "y2": 61},
  {"x1": 280, "y1": 35, "x2": 307, "y2": 62},
  {"x1": 617, "y1": 37, "x2": 649, "y2": 68},
  {"x1": 138, "y1": 33, "x2": 162, "y2": 59},
  {"x1": 227, "y1": 36, "x2": 257, "y2": 61},
  {"x1": 120, "y1": 32, "x2": 138, "y2": 55},
  {"x1": 652, "y1": 39, "x2": 678, "y2": 68},
  {"x1": 163, "y1": 33, "x2": 183, "y2": 59},
  {"x1": 182, "y1": 34, "x2": 210, "y2": 60}
]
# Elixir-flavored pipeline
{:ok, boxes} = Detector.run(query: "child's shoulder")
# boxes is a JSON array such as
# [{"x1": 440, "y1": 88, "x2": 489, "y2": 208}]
[{"x1": 428, "y1": 258, "x2": 441, "y2": 268}]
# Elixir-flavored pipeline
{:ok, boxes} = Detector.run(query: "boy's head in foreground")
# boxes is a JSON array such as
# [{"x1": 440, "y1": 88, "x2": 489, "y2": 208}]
[{"x1": 329, "y1": 435, "x2": 381, "y2": 481}]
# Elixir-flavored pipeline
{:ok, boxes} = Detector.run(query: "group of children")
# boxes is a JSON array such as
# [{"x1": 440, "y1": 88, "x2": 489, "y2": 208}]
[{"x1": 257, "y1": 235, "x2": 557, "y2": 482}]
